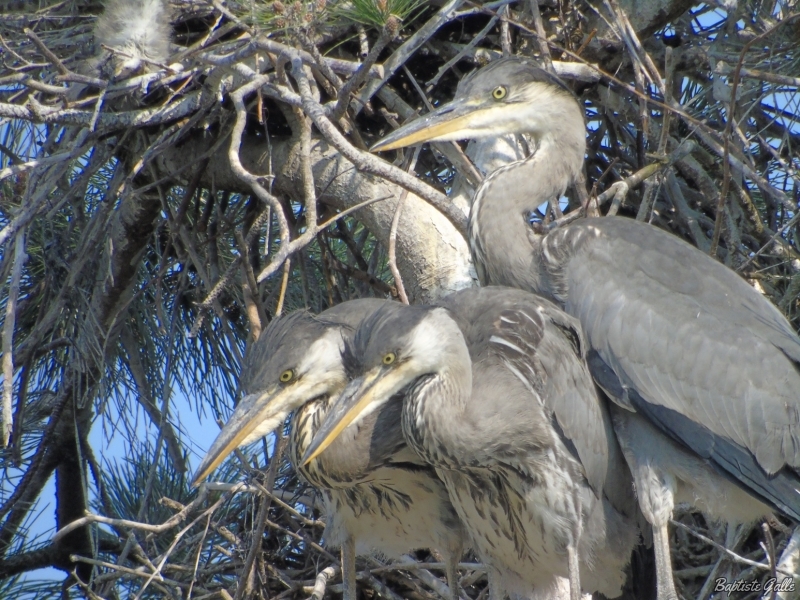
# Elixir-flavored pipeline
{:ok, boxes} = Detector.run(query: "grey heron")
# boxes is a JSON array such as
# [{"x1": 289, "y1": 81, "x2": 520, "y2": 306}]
[
  {"x1": 304, "y1": 287, "x2": 640, "y2": 600},
  {"x1": 192, "y1": 300, "x2": 466, "y2": 600},
  {"x1": 369, "y1": 57, "x2": 800, "y2": 600}
]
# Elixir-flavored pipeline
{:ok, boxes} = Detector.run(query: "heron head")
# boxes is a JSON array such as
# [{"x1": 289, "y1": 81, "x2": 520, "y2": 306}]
[
  {"x1": 192, "y1": 312, "x2": 348, "y2": 485},
  {"x1": 302, "y1": 303, "x2": 468, "y2": 465},
  {"x1": 371, "y1": 58, "x2": 583, "y2": 152}
]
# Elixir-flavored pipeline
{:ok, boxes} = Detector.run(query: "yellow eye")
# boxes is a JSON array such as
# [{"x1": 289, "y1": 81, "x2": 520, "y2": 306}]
[
  {"x1": 279, "y1": 369, "x2": 294, "y2": 383},
  {"x1": 382, "y1": 352, "x2": 396, "y2": 365},
  {"x1": 492, "y1": 86, "x2": 507, "y2": 100}
]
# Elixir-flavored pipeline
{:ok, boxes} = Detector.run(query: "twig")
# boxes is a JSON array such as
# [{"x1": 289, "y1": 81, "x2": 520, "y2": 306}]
[
  {"x1": 710, "y1": 14, "x2": 800, "y2": 258},
  {"x1": 548, "y1": 141, "x2": 696, "y2": 230},
  {"x1": 254, "y1": 38, "x2": 384, "y2": 79},
  {"x1": 210, "y1": 0, "x2": 254, "y2": 35},
  {"x1": 0, "y1": 141, "x2": 22, "y2": 165},
  {"x1": 265, "y1": 518, "x2": 337, "y2": 563},
  {"x1": 236, "y1": 228, "x2": 263, "y2": 339},
  {"x1": 658, "y1": 47, "x2": 675, "y2": 157},
  {"x1": 293, "y1": 99, "x2": 318, "y2": 245},
  {"x1": 769, "y1": 526, "x2": 800, "y2": 600},
  {"x1": 308, "y1": 566, "x2": 338, "y2": 600},
  {"x1": 196, "y1": 193, "x2": 390, "y2": 319},
  {"x1": 499, "y1": 4, "x2": 512, "y2": 57},
  {"x1": 454, "y1": 0, "x2": 516, "y2": 18},
  {"x1": 70, "y1": 555, "x2": 165, "y2": 582},
  {"x1": 135, "y1": 495, "x2": 229, "y2": 599},
  {"x1": 290, "y1": 58, "x2": 467, "y2": 236},
  {"x1": 353, "y1": 0, "x2": 468, "y2": 116},
  {"x1": 334, "y1": 22, "x2": 395, "y2": 121},
  {"x1": 52, "y1": 487, "x2": 208, "y2": 544},
  {"x1": 635, "y1": 179, "x2": 658, "y2": 222},
  {"x1": 670, "y1": 519, "x2": 795, "y2": 577},
  {"x1": 207, "y1": 73, "x2": 290, "y2": 300},
  {"x1": 693, "y1": 127, "x2": 795, "y2": 215},
  {"x1": 187, "y1": 513, "x2": 213, "y2": 599},
  {"x1": 427, "y1": 13, "x2": 499, "y2": 87},
  {"x1": 1, "y1": 73, "x2": 67, "y2": 96},
  {"x1": 293, "y1": 29, "x2": 343, "y2": 98},
  {"x1": 714, "y1": 63, "x2": 800, "y2": 88},
  {"x1": 234, "y1": 433, "x2": 286, "y2": 600},
  {"x1": 396, "y1": 555, "x2": 461, "y2": 600},
  {"x1": 275, "y1": 259, "x2": 291, "y2": 318},
  {"x1": 501, "y1": 11, "x2": 773, "y2": 157},
  {"x1": 389, "y1": 147, "x2": 421, "y2": 305},
  {"x1": 0, "y1": 88, "x2": 206, "y2": 128},
  {"x1": 762, "y1": 522, "x2": 778, "y2": 600},
  {"x1": 602, "y1": 0, "x2": 664, "y2": 94},
  {"x1": 604, "y1": 181, "x2": 629, "y2": 217},
  {"x1": 1, "y1": 227, "x2": 27, "y2": 447},
  {"x1": 245, "y1": 480, "x2": 323, "y2": 527},
  {"x1": 55, "y1": 72, "x2": 108, "y2": 89},
  {"x1": 526, "y1": 0, "x2": 552, "y2": 70},
  {"x1": 24, "y1": 27, "x2": 68, "y2": 74}
]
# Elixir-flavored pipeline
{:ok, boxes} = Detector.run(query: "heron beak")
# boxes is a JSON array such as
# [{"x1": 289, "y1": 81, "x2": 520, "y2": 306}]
[
  {"x1": 371, "y1": 98, "x2": 495, "y2": 152},
  {"x1": 191, "y1": 388, "x2": 285, "y2": 486},
  {"x1": 302, "y1": 366, "x2": 401, "y2": 465}
]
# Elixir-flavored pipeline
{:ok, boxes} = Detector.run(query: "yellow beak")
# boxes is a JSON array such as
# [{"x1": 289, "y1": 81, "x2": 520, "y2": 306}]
[
  {"x1": 192, "y1": 389, "x2": 280, "y2": 486},
  {"x1": 371, "y1": 98, "x2": 496, "y2": 152}
]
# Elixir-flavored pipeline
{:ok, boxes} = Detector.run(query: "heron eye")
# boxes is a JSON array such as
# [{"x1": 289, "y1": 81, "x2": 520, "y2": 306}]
[
  {"x1": 279, "y1": 369, "x2": 294, "y2": 383},
  {"x1": 492, "y1": 86, "x2": 507, "y2": 100},
  {"x1": 382, "y1": 352, "x2": 396, "y2": 365}
]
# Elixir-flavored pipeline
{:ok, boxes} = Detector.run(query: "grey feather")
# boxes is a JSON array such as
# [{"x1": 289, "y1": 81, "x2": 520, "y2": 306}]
[
  {"x1": 93, "y1": 0, "x2": 171, "y2": 78},
  {"x1": 437, "y1": 287, "x2": 609, "y2": 497},
  {"x1": 544, "y1": 218, "x2": 800, "y2": 483}
]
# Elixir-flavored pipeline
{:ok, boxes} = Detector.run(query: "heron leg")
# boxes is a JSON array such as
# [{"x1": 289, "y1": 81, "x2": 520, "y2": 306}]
[
  {"x1": 445, "y1": 554, "x2": 460, "y2": 600},
  {"x1": 487, "y1": 570, "x2": 506, "y2": 600},
  {"x1": 341, "y1": 535, "x2": 357, "y2": 600},
  {"x1": 566, "y1": 543, "x2": 581, "y2": 600},
  {"x1": 653, "y1": 523, "x2": 678, "y2": 600}
]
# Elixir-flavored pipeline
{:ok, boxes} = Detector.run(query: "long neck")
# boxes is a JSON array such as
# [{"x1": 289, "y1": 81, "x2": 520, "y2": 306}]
[
  {"x1": 468, "y1": 132, "x2": 584, "y2": 294},
  {"x1": 401, "y1": 356, "x2": 474, "y2": 470},
  {"x1": 292, "y1": 392, "x2": 386, "y2": 487}
]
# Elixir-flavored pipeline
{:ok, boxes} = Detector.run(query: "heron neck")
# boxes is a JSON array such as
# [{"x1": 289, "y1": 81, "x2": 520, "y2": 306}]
[
  {"x1": 468, "y1": 135, "x2": 582, "y2": 294},
  {"x1": 402, "y1": 357, "x2": 474, "y2": 469}
]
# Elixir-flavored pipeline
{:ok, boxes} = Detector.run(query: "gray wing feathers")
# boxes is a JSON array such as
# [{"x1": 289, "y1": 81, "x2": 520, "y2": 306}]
[
  {"x1": 490, "y1": 302, "x2": 610, "y2": 496},
  {"x1": 438, "y1": 287, "x2": 613, "y2": 494},
  {"x1": 557, "y1": 218, "x2": 800, "y2": 475},
  {"x1": 590, "y1": 351, "x2": 800, "y2": 520}
]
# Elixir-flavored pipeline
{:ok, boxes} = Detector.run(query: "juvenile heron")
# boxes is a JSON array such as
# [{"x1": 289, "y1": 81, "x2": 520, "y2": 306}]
[
  {"x1": 192, "y1": 300, "x2": 466, "y2": 600},
  {"x1": 93, "y1": 0, "x2": 171, "y2": 79},
  {"x1": 370, "y1": 57, "x2": 800, "y2": 600},
  {"x1": 305, "y1": 287, "x2": 640, "y2": 600}
]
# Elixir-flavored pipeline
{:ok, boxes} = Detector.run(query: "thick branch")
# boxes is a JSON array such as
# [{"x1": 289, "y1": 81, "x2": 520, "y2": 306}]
[{"x1": 158, "y1": 131, "x2": 474, "y2": 303}]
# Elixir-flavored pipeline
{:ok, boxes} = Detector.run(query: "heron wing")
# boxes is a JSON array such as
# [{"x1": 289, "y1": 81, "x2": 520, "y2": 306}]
[
  {"x1": 440, "y1": 287, "x2": 610, "y2": 495},
  {"x1": 490, "y1": 302, "x2": 610, "y2": 496},
  {"x1": 551, "y1": 218, "x2": 800, "y2": 505}
]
